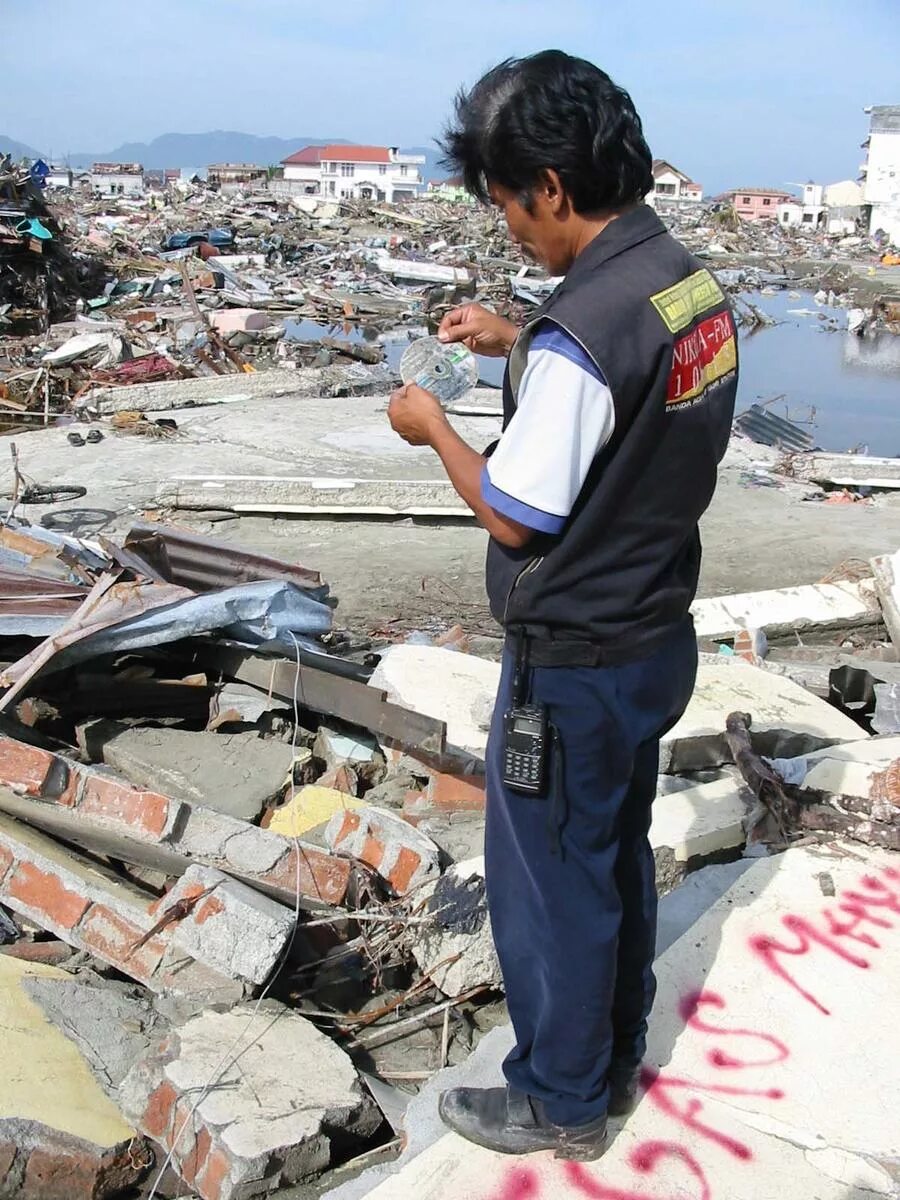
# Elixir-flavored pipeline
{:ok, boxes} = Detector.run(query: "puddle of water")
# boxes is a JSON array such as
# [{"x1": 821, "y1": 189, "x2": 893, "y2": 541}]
[
  {"x1": 737, "y1": 290, "x2": 900, "y2": 455},
  {"x1": 284, "y1": 291, "x2": 900, "y2": 453}
]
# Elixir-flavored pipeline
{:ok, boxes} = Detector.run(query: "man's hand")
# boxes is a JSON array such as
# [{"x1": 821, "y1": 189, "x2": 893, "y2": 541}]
[
  {"x1": 388, "y1": 383, "x2": 447, "y2": 446},
  {"x1": 438, "y1": 304, "x2": 519, "y2": 357}
]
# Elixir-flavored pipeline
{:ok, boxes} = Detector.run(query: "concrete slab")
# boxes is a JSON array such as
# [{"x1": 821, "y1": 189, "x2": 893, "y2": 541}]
[
  {"x1": 369, "y1": 645, "x2": 499, "y2": 759},
  {"x1": 649, "y1": 776, "x2": 750, "y2": 865},
  {"x1": 0, "y1": 955, "x2": 147, "y2": 1199},
  {"x1": 349, "y1": 844, "x2": 900, "y2": 1200},
  {"x1": 691, "y1": 579, "x2": 879, "y2": 641},
  {"x1": 95, "y1": 724, "x2": 295, "y2": 821},
  {"x1": 770, "y1": 734, "x2": 900, "y2": 800},
  {"x1": 661, "y1": 659, "x2": 866, "y2": 772}
]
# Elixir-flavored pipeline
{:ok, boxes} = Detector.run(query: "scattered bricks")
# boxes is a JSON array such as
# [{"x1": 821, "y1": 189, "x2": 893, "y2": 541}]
[
  {"x1": 262, "y1": 842, "x2": 352, "y2": 908},
  {"x1": 121, "y1": 1004, "x2": 380, "y2": 1200},
  {"x1": 0, "y1": 816, "x2": 247, "y2": 1000},
  {"x1": 19, "y1": 1135, "x2": 148, "y2": 1200},
  {"x1": 8, "y1": 861, "x2": 90, "y2": 930},
  {"x1": 158, "y1": 865, "x2": 295, "y2": 987},
  {"x1": 0, "y1": 736, "x2": 76, "y2": 805},
  {"x1": 325, "y1": 805, "x2": 441, "y2": 895}
]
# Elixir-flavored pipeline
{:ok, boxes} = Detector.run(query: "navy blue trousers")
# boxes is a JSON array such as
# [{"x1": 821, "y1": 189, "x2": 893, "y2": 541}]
[{"x1": 484, "y1": 620, "x2": 698, "y2": 1128}]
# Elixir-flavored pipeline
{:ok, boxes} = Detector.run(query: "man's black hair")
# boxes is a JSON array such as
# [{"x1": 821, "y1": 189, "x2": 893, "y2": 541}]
[{"x1": 440, "y1": 50, "x2": 653, "y2": 213}]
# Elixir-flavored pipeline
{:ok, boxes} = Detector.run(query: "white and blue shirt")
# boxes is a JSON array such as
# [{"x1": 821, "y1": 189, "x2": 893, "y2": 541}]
[{"x1": 481, "y1": 321, "x2": 616, "y2": 534}]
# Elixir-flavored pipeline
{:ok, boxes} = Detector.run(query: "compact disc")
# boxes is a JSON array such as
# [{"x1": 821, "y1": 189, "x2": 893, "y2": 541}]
[{"x1": 399, "y1": 336, "x2": 478, "y2": 406}]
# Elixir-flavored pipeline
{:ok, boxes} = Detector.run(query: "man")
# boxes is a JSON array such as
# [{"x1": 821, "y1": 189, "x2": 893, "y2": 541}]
[{"x1": 387, "y1": 50, "x2": 737, "y2": 1162}]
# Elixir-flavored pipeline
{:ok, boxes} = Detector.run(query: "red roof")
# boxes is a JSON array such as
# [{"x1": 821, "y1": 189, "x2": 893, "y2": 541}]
[
  {"x1": 281, "y1": 146, "x2": 324, "y2": 166},
  {"x1": 320, "y1": 145, "x2": 390, "y2": 163}
]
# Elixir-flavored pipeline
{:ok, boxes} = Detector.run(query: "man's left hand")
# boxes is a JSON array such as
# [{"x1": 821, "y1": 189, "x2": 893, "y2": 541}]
[{"x1": 387, "y1": 384, "x2": 446, "y2": 446}]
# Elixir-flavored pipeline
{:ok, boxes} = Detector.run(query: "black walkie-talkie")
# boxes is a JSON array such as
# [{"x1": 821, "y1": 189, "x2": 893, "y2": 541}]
[{"x1": 502, "y1": 629, "x2": 549, "y2": 795}]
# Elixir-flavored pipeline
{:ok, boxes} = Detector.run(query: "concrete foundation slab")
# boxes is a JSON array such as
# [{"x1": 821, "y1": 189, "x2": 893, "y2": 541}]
[
  {"x1": 691, "y1": 579, "x2": 879, "y2": 641},
  {"x1": 346, "y1": 844, "x2": 900, "y2": 1200}
]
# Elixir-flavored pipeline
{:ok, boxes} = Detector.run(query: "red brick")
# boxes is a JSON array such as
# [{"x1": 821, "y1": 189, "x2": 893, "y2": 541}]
[
  {"x1": 79, "y1": 903, "x2": 165, "y2": 982},
  {"x1": 316, "y1": 764, "x2": 359, "y2": 795},
  {"x1": 0, "y1": 737, "x2": 77, "y2": 804},
  {"x1": 79, "y1": 773, "x2": 170, "y2": 838},
  {"x1": 0, "y1": 843, "x2": 13, "y2": 885},
  {"x1": 360, "y1": 834, "x2": 385, "y2": 871},
  {"x1": 335, "y1": 810, "x2": 361, "y2": 840},
  {"x1": 197, "y1": 1146, "x2": 231, "y2": 1200},
  {"x1": 0, "y1": 939, "x2": 73, "y2": 966},
  {"x1": 428, "y1": 770, "x2": 486, "y2": 812},
  {"x1": 7, "y1": 861, "x2": 89, "y2": 929},
  {"x1": 21, "y1": 1141, "x2": 143, "y2": 1200},
  {"x1": 194, "y1": 896, "x2": 225, "y2": 925},
  {"x1": 389, "y1": 846, "x2": 422, "y2": 894},
  {"x1": 265, "y1": 844, "x2": 351, "y2": 907},
  {"x1": 142, "y1": 1079, "x2": 178, "y2": 1142},
  {"x1": 0, "y1": 1142, "x2": 16, "y2": 1185},
  {"x1": 180, "y1": 1124, "x2": 212, "y2": 1188}
]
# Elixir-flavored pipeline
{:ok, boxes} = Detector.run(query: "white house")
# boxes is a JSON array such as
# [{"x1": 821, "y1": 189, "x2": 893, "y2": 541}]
[
  {"x1": 779, "y1": 182, "x2": 825, "y2": 230},
  {"x1": 45, "y1": 165, "x2": 73, "y2": 189},
  {"x1": 648, "y1": 160, "x2": 703, "y2": 205},
  {"x1": 823, "y1": 179, "x2": 863, "y2": 235},
  {"x1": 280, "y1": 145, "x2": 424, "y2": 202},
  {"x1": 860, "y1": 105, "x2": 900, "y2": 244},
  {"x1": 89, "y1": 162, "x2": 144, "y2": 197}
]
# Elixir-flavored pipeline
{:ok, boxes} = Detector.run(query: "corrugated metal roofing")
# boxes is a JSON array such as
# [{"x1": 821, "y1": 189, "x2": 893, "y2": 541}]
[{"x1": 734, "y1": 404, "x2": 816, "y2": 452}]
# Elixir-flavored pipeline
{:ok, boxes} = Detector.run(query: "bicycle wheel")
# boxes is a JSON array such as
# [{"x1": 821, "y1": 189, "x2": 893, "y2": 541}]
[{"x1": 19, "y1": 483, "x2": 88, "y2": 504}]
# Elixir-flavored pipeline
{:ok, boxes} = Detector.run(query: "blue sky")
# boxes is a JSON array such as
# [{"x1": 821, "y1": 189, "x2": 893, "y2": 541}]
[{"x1": 2, "y1": 0, "x2": 897, "y2": 192}]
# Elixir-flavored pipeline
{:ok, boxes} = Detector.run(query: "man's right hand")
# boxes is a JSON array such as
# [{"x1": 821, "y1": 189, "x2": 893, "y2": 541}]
[{"x1": 437, "y1": 304, "x2": 519, "y2": 358}]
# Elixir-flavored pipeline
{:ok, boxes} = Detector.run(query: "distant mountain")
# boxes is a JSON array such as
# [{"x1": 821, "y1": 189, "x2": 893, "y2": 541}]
[
  {"x1": 0, "y1": 134, "x2": 44, "y2": 161},
  {"x1": 2, "y1": 129, "x2": 446, "y2": 181}
]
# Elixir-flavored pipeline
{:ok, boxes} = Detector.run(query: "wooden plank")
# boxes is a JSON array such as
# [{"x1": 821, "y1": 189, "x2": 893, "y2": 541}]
[{"x1": 206, "y1": 646, "x2": 446, "y2": 755}]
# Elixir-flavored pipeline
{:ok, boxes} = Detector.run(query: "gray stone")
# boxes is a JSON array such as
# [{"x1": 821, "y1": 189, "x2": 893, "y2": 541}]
[{"x1": 93, "y1": 724, "x2": 295, "y2": 821}]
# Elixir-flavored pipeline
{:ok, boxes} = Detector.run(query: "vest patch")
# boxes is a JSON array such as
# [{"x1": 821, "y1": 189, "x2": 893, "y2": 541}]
[
  {"x1": 650, "y1": 269, "x2": 725, "y2": 333},
  {"x1": 667, "y1": 312, "x2": 736, "y2": 408}
]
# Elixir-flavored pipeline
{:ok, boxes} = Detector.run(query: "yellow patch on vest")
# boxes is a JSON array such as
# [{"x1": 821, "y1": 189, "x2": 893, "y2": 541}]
[{"x1": 650, "y1": 269, "x2": 725, "y2": 334}]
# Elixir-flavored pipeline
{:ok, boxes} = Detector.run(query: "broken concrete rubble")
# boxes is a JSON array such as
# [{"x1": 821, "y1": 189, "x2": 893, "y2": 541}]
[
  {"x1": 411, "y1": 857, "x2": 501, "y2": 997},
  {"x1": 691, "y1": 578, "x2": 879, "y2": 642},
  {"x1": 0, "y1": 813, "x2": 243, "y2": 1002},
  {"x1": 661, "y1": 659, "x2": 866, "y2": 772},
  {"x1": 82, "y1": 721, "x2": 296, "y2": 821},
  {"x1": 120, "y1": 1002, "x2": 380, "y2": 1200},
  {"x1": 0, "y1": 737, "x2": 350, "y2": 908},
  {"x1": 345, "y1": 843, "x2": 900, "y2": 1200},
  {"x1": 0, "y1": 955, "x2": 149, "y2": 1200}
]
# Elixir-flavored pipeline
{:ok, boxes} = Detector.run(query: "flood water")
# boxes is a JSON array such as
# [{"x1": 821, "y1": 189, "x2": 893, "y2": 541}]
[
  {"x1": 737, "y1": 290, "x2": 900, "y2": 456},
  {"x1": 286, "y1": 291, "x2": 900, "y2": 457}
]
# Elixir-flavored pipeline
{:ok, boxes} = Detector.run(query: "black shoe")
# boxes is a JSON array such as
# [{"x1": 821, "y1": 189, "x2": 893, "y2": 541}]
[
  {"x1": 608, "y1": 1062, "x2": 643, "y2": 1118},
  {"x1": 438, "y1": 1086, "x2": 608, "y2": 1161}
]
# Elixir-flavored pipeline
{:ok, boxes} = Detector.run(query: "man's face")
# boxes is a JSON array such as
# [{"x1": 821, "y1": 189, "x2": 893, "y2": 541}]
[{"x1": 489, "y1": 181, "x2": 573, "y2": 276}]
